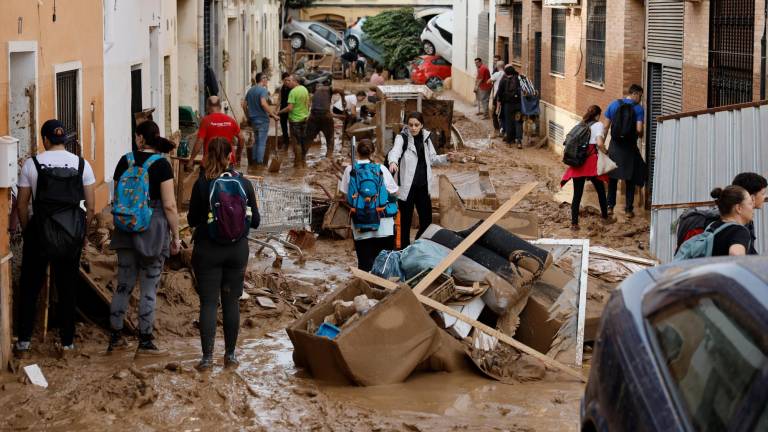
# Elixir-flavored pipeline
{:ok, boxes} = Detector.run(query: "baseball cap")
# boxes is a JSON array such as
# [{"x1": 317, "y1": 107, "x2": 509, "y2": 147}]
[{"x1": 41, "y1": 119, "x2": 67, "y2": 144}]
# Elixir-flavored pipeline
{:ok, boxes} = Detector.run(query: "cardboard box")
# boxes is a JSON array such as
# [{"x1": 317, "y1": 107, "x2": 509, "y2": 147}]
[
  {"x1": 287, "y1": 279, "x2": 443, "y2": 386},
  {"x1": 435, "y1": 295, "x2": 486, "y2": 339}
]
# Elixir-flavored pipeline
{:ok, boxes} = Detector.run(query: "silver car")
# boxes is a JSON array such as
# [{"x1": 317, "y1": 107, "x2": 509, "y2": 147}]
[{"x1": 283, "y1": 18, "x2": 345, "y2": 56}]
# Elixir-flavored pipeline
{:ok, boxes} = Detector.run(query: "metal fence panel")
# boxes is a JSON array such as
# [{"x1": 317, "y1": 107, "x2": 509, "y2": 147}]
[{"x1": 650, "y1": 102, "x2": 768, "y2": 262}]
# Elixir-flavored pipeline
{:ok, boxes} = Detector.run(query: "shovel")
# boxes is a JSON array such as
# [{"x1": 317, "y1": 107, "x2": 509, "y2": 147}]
[{"x1": 268, "y1": 118, "x2": 281, "y2": 173}]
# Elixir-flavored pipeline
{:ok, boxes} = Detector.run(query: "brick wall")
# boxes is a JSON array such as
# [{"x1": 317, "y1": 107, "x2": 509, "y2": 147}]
[{"x1": 682, "y1": 0, "x2": 710, "y2": 111}]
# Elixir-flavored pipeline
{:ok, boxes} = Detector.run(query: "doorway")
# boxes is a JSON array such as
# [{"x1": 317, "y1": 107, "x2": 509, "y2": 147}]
[
  {"x1": 131, "y1": 66, "x2": 142, "y2": 151},
  {"x1": 55, "y1": 69, "x2": 80, "y2": 155},
  {"x1": 8, "y1": 49, "x2": 37, "y2": 173}
]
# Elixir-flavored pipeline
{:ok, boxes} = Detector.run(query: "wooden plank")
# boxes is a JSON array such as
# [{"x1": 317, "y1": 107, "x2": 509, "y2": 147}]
[
  {"x1": 588, "y1": 248, "x2": 658, "y2": 267},
  {"x1": 349, "y1": 268, "x2": 585, "y2": 382},
  {"x1": 79, "y1": 267, "x2": 138, "y2": 333},
  {"x1": 413, "y1": 182, "x2": 538, "y2": 295},
  {"x1": 0, "y1": 252, "x2": 11, "y2": 371}
]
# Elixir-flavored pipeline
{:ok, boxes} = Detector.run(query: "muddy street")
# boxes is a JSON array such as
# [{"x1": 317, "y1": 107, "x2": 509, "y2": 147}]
[{"x1": 1, "y1": 90, "x2": 650, "y2": 432}]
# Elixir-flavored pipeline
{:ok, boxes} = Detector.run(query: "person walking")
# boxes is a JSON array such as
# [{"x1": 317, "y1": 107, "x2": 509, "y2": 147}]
[
  {"x1": 277, "y1": 75, "x2": 310, "y2": 168},
  {"x1": 387, "y1": 112, "x2": 454, "y2": 249},
  {"x1": 489, "y1": 60, "x2": 506, "y2": 137},
  {"x1": 277, "y1": 72, "x2": 291, "y2": 149},
  {"x1": 187, "y1": 137, "x2": 260, "y2": 370},
  {"x1": 14, "y1": 119, "x2": 96, "y2": 356},
  {"x1": 700, "y1": 186, "x2": 755, "y2": 257},
  {"x1": 496, "y1": 66, "x2": 523, "y2": 148},
  {"x1": 560, "y1": 106, "x2": 616, "y2": 230},
  {"x1": 188, "y1": 96, "x2": 245, "y2": 170},
  {"x1": 108, "y1": 120, "x2": 181, "y2": 355},
  {"x1": 340, "y1": 140, "x2": 398, "y2": 271},
  {"x1": 243, "y1": 73, "x2": 279, "y2": 165},
  {"x1": 602, "y1": 84, "x2": 646, "y2": 218},
  {"x1": 474, "y1": 58, "x2": 492, "y2": 119},
  {"x1": 306, "y1": 84, "x2": 341, "y2": 158}
]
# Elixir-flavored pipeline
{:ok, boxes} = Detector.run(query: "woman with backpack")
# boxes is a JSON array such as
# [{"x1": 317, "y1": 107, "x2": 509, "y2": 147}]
[
  {"x1": 695, "y1": 186, "x2": 755, "y2": 257},
  {"x1": 108, "y1": 120, "x2": 180, "y2": 355},
  {"x1": 560, "y1": 105, "x2": 615, "y2": 231},
  {"x1": 187, "y1": 137, "x2": 260, "y2": 370},
  {"x1": 340, "y1": 139, "x2": 398, "y2": 271},
  {"x1": 387, "y1": 112, "x2": 455, "y2": 249}
]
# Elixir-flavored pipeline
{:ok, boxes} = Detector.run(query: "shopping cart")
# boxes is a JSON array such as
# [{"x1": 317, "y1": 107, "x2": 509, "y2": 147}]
[{"x1": 246, "y1": 176, "x2": 313, "y2": 266}]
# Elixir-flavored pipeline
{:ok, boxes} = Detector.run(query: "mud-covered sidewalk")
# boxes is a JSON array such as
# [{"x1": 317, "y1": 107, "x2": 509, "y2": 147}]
[{"x1": 0, "y1": 90, "x2": 651, "y2": 432}]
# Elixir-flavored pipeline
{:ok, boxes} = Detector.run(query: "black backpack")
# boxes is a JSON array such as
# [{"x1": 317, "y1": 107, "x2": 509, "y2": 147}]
[
  {"x1": 501, "y1": 75, "x2": 521, "y2": 103},
  {"x1": 31, "y1": 157, "x2": 87, "y2": 260},
  {"x1": 562, "y1": 121, "x2": 594, "y2": 167},
  {"x1": 674, "y1": 207, "x2": 720, "y2": 253},
  {"x1": 610, "y1": 99, "x2": 638, "y2": 143}
]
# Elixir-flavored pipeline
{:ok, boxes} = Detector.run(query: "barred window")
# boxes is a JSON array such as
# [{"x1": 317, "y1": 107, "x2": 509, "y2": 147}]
[
  {"x1": 586, "y1": 0, "x2": 606, "y2": 84},
  {"x1": 551, "y1": 9, "x2": 566, "y2": 75},
  {"x1": 708, "y1": 0, "x2": 755, "y2": 107},
  {"x1": 512, "y1": 4, "x2": 523, "y2": 60}
]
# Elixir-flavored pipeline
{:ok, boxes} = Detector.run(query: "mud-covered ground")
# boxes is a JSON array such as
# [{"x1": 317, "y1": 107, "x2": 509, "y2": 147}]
[{"x1": 0, "y1": 88, "x2": 651, "y2": 431}]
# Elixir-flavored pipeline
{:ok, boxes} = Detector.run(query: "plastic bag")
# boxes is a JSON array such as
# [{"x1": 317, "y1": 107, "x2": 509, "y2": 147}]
[
  {"x1": 371, "y1": 250, "x2": 405, "y2": 282},
  {"x1": 597, "y1": 150, "x2": 618, "y2": 176},
  {"x1": 399, "y1": 239, "x2": 454, "y2": 280}
]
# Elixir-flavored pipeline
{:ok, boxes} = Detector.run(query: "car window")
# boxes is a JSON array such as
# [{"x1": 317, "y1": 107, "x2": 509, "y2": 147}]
[
  {"x1": 309, "y1": 24, "x2": 330, "y2": 41},
  {"x1": 434, "y1": 23, "x2": 453, "y2": 44},
  {"x1": 650, "y1": 295, "x2": 767, "y2": 431},
  {"x1": 413, "y1": 58, "x2": 425, "y2": 66},
  {"x1": 432, "y1": 58, "x2": 450, "y2": 66}
]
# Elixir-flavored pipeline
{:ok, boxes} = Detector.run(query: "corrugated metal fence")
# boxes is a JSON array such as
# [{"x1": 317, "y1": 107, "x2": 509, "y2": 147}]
[{"x1": 650, "y1": 101, "x2": 768, "y2": 263}]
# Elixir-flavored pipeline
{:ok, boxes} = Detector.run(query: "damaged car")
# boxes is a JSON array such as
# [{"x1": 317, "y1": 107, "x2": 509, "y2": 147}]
[{"x1": 582, "y1": 257, "x2": 768, "y2": 432}]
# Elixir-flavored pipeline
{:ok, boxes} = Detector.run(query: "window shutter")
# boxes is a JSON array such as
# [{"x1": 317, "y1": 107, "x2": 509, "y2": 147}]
[{"x1": 647, "y1": 0, "x2": 684, "y2": 62}]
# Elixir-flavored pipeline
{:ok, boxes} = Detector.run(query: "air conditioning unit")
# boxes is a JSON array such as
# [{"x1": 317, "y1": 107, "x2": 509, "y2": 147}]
[
  {"x1": 496, "y1": 0, "x2": 512, "y2": 5},
  {"x1": 543, "y1": 0, "x2": 581, "y2": 7}
]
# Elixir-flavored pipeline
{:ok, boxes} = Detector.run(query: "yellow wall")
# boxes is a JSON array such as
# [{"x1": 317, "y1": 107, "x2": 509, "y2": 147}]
[
  {"x1": 450, "y1": 67, "x2": 476, "y2": 105},
  {"x1": 0, "y1": 0, "x2": 107, "y2": 208}
]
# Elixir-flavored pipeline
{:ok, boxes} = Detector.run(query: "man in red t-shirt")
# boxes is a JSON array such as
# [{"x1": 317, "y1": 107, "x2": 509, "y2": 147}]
[
  {"x1": 474, "y1": 58, "x2": 493, "y2": 119},
  {"x1": 187, "y1": 96, "x2": 245, "y2": 169}
]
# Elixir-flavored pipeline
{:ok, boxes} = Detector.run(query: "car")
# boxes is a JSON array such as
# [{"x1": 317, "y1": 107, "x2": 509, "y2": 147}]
[
  {"x1": 410, "y1": 55, "x2": 451, "y2": 89},
  {"x1": 581, "y1": 256, "x2": 768, "y2": 432},
  {"x1": 343, "y1": 17, "x2": 386, "y2": 66},
  {"x1": 282, "y1": 18, "x2": 345, "y2": 56},
  {"x1": 420, "y1": 12, "x2": 453, "y2": 63}
]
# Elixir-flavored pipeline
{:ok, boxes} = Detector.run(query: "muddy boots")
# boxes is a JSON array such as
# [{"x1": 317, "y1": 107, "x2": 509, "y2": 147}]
[
  {"x1": 136, "y1": 333, "x2": 166, "y2": 356},
  {"x1": 107, "y1": 330, "x2": 128, "y2": 353},
  {"x1": 224, "y1": 351, "x2": 239, "y2": 368},
  {"x1": 196, "y1": 354, "x2": 214, "y2": 371}
]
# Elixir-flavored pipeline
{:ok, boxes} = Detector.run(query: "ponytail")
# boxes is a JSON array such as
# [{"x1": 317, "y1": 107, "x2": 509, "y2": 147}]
[{"x1": 135, "y1": 120, "x2": 176, "y2": 153}]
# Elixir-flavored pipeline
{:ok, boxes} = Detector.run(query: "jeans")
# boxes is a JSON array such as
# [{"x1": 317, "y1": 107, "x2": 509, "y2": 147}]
[
  {"x1": 399, "y1": 183, "x2": 432, "y2": 249},
  {"x1": 279, "y1": 113, "x2": 290, "y2": 148},
  {"x1": 250, "y1": 119, "x2": 270, "y2": 164},
  {"x1": 306, "y1": 112, "x2": 335, "y2": 157},
  {"x1": 608, "y1": 179, "x2": 636, "y2": 212},
  {"x1": 192, "y1": 235, "x2": 249, "y2": 356},
  {"x1": 492, "y1": 100, "x2": 500, "y2": 131},
  {"x1": 17, "y1": 223, "x2": 82, "y2": 346},
  {"x1": 289, "y1": 121, "x2": 308, "y2": 165},
  {"x1": 571, "y1": 177, "x2": 608, "y2": 225},
  {"x1": 477, "y1": 89, "x2": 491, "y2": 115},
  {"x1": 110, "y1": 249, "x2": 165, "y2": 334},
  {"x1": 502, "y1": 103, "x2": 522, "y2": 143}
]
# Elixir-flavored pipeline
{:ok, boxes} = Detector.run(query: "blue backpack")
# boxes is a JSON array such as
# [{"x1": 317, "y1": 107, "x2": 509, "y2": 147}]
[
  {"x1": 113, "y1": 153, "x2": 163, "y2": 232},
  {"x1": 347, "y1": 162, "x2": 397, "y2": 232},
  {"x1": 673, "y1": 222, "x2": 749, "y2": 261},
  {"x1": 206, "y1": 171, "x2": 252, "y2": 244}
]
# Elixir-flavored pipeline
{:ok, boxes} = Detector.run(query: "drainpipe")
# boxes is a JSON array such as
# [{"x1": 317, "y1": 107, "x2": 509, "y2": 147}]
[{"x1": 198, "y1": 0, "x2": 205, "y2": 115}]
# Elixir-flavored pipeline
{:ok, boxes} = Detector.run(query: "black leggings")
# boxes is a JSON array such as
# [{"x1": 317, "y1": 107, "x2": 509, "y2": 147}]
[
  {"x1": 399, "y1": 183, "x2": 432, "y2": 249},
  {"x1": 608, "y1": 178, "x2": 636, "y2": 212},
  {"x1": 571, "y1": 177, "x2": 608, "y2": 225},
  {"x1": 354, "y1": 235, "x2": 394, "y2": 272},
  {"x1": 192, "y1": 235, "x2": 249, "y2": 356}
]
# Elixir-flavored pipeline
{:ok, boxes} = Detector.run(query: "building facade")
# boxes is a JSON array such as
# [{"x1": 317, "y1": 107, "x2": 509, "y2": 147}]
[{"x1": 452, "y1": 0, "x2": 497, "y2": 102}]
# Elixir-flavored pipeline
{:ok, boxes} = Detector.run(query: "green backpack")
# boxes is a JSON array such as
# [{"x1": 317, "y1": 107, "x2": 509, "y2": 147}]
[{"x1": 673, "y1": 222, "x2": 748, "y2": 261}]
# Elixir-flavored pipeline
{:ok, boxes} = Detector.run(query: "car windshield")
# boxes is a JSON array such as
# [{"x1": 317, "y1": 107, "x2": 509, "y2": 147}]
[
  {"x1": 650, "y1": 293, "x2": 768, "y2": 431},
  {"x1": 413, "y1": 58, "x2": 425, "y2": 66},
  {"x1": 434, "y1": 22, "x2": 453, "y2": 44}
]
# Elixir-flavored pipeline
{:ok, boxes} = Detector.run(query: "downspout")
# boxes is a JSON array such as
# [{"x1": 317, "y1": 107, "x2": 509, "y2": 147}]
[{"x1": 198, "y1": 0, "x2": 205, "y2": 115}]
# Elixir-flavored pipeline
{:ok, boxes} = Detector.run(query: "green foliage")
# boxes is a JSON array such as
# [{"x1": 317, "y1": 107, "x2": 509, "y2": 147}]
[
  {"x1": 362, "y1": 8, "x2": 424, "y2": 70},
  {"x1": 285, "y1": 0, "x2": 315, "y2": 8}
]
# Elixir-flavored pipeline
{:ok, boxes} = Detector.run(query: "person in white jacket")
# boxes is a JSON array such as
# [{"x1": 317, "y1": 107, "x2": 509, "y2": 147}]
[{"x1": 387, "y1": 112, "x2": 455, "y2": 248}]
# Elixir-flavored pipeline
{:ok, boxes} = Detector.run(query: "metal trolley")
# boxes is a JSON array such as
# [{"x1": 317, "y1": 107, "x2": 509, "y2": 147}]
[{"x1": 247, "y1": 177, "x2": 313, "y2": 265}]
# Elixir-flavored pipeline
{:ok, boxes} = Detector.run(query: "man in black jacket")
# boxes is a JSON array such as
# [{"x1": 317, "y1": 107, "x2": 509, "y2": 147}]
[{"x1": 495, "y1": 66, "x2": 523, "y2": 148}]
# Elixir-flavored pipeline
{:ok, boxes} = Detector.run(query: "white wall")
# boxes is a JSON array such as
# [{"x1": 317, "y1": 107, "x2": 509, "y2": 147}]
[
  {"x1": 103, "y1": 0, "x2": 177, "y2": 182},
  {"x1": 451, "y1": 0, "x2": 496, "y2": 101},
  {"x1": 177, "y1": 0, "x2": 199, "y2": 110}
]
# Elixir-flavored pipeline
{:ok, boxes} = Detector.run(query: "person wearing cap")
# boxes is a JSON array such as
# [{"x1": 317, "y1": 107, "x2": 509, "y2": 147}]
[
  {"x1": 14, "y1": 119, "x2": 96, "y2": 357},
  {"x1": 187, "y1": 96, "x2": 245, "y2": 170}
]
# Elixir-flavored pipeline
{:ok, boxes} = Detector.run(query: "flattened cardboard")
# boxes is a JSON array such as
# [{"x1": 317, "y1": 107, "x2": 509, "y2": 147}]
[{"x1": 287, "y1": 279, "x2": 443, "y2": 386}]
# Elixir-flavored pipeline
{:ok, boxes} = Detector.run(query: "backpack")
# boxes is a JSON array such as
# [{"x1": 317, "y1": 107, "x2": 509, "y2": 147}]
[
  {"x1": 502, "y1": 75, "x2": 521, "y2": 103},
  {"x1": 206, "y1": 171, "x2": 252, "y2": 244},
  {"x1": 113, "y1": 153, "x2": 164, "y2": 233},
  {"x1": 31, "y1": 156, "x2": 86, "y2": 260},
  {"x1": 610, "y1": 99, "x2": 638, "y2": 143},
  {"x1": 673, "y1": 222, "x2": 749, "y2": 261},
  {"x1": 562, "y1": 121, "x2": 595, "y2": 167},
  {"x1": 674, "y1": 207, "x2": 720, "y2": 253},
  {"x1": 347, "y1": 162, "x2": 397, "y2": 232}
]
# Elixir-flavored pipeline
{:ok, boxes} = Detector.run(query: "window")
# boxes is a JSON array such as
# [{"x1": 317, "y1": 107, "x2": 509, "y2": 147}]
[
  {"x1": 309, "y1": 24, "x2": 334, "y2": 44},
  {"x1": 435, "y1": 22, "x2": 453, "y2": 44},
  {"x1": 432, "y1": 58, "x2": 450, "y2": 66},
  {"x1": 707, "y1": 0, "x2": 755, "y2": 107},
  {"x1": 56, "y1": 69, "x2": 80, "y2": 155},
  {"x1": 512, "y1": 4, "x2": 522, "y2": 60},
  {"x1": 586, "y1": 0, "x2": 606, "y2": 84},
  {"x1": 651, "y1": 295, "x2": 767, "y2": 431},
  {"x1": 550, "y1": 9, "x2": 566, "y2": 75}
]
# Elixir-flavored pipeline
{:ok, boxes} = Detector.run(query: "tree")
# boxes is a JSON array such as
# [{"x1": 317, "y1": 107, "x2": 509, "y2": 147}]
[
  {"x1": 285, "y1": 0, "x2": 314, "y2": 8},
  {"x1": 362, "y1": 8, "x2": 424, "y2": 70}
]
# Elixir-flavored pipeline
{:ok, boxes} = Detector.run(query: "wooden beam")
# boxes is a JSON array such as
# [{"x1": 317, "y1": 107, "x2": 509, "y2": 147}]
[
  {"x1": 417, "y1": 294, "x2": 586, "y2": 382},
  {"x1": 413, "y1": 182, "x2": 538, "y2": 295},
  {"x1": 349, "y1": 268, "x2": 585, "y2": 382},
  {"x1": 79, "y1": 267, "x2": 138, "y2": 333}
]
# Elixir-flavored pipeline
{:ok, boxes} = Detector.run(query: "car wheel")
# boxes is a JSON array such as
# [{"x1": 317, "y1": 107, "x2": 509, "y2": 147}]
[
  {"x1": 291, "y1": 34, "x2": 305, "y2": 50},
  {"x1": 347, "y1": 36, "x2": 359, "y2": 50},
  {"x1": 426, "y1": 76, "x2": 443, "y2": 90},
  {"x1": 423, "y1": 41, "x2": 436, "y2": 56}
]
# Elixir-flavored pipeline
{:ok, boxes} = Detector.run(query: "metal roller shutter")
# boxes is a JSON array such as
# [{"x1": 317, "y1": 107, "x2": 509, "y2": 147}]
[
  {"x1": 647, "y1": 0, "x2": 684, "y2": 62},
  {"x1": 477, "y1": 11, "x2": 490, "y2": 65}
]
